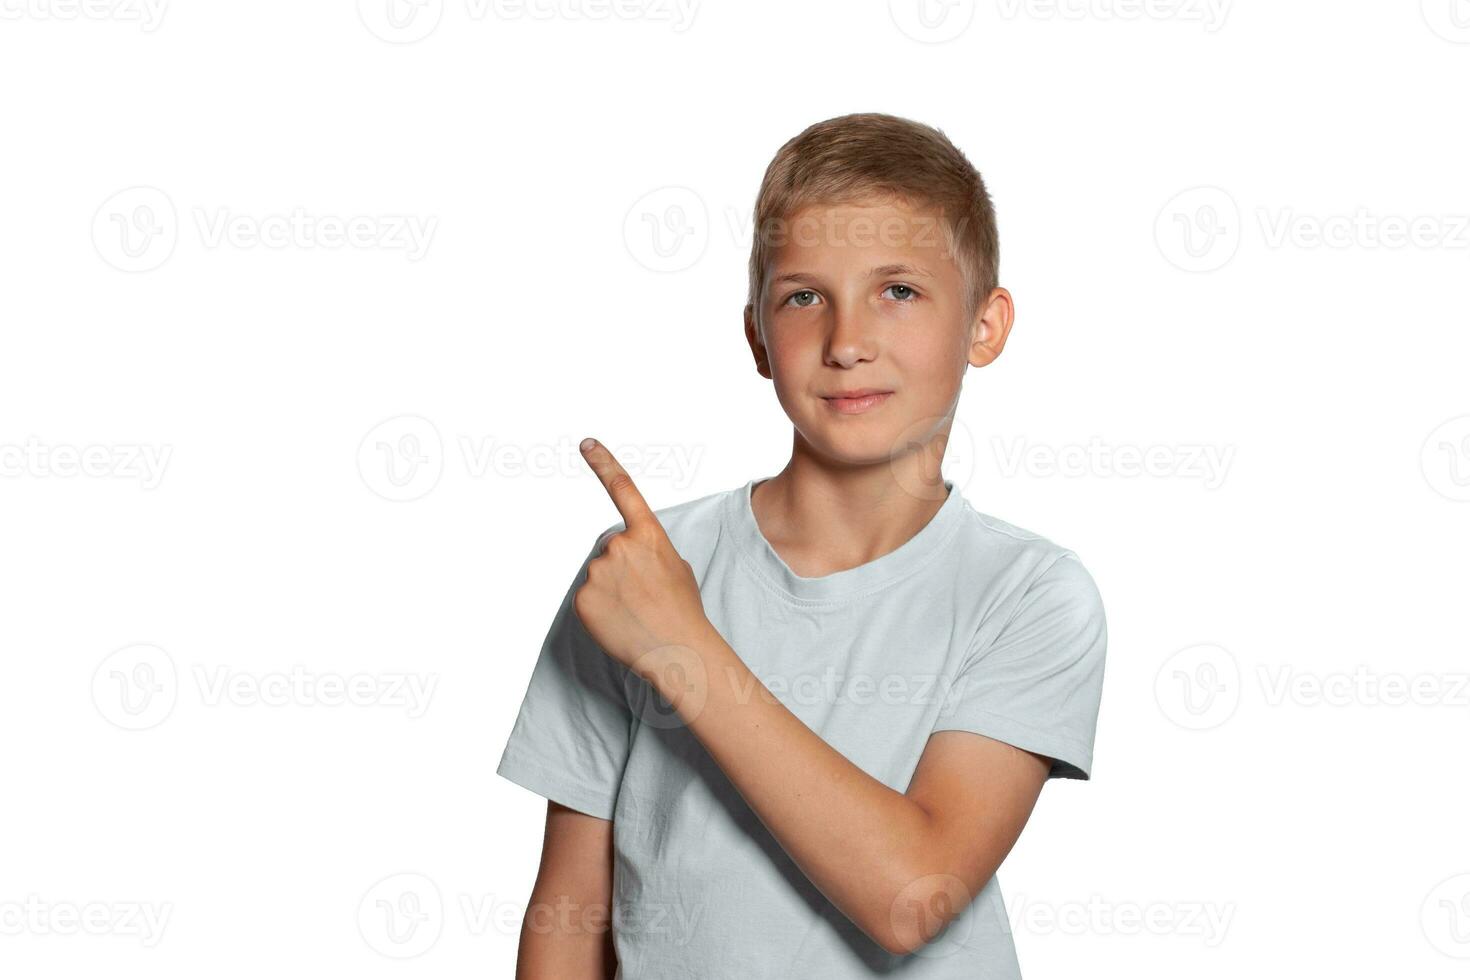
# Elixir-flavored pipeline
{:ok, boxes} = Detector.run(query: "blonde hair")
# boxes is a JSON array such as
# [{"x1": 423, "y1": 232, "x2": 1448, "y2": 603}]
[{"x1": 746, "y1": 112, "x2": 999, "y2": 335}]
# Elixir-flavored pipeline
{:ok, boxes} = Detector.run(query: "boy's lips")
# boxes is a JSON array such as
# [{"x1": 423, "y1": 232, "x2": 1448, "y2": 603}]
[{"x1": 820, "y1": 389, "x2": 894, "y2": 414}]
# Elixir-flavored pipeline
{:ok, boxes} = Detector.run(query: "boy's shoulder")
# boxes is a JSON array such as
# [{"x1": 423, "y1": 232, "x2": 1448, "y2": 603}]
[
  {"x1": 951, "y1": 496, "x2": 1104, "y2": 610},
  {"x1": 955, "y1": 499, "x2": 1076, "y2": 561}
]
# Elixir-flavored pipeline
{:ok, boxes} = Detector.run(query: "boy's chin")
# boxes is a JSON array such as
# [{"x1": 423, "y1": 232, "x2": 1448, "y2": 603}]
[{"x1": 796, "y1": 423, "x2": 908, "y2": 467}]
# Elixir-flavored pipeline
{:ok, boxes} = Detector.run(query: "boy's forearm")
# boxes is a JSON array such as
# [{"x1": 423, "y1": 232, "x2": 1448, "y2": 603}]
[
  {"x1": 641, "y1": 627, "x2": 939, "y2": 953},
  {"x1": 515, "y1": 891, "x2": 618, "y2": 979}
]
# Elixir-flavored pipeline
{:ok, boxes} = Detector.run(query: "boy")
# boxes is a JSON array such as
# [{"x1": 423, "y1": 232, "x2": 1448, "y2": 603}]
[{"x1": 496, "y1": 111, "x2": 1108, "y2": 978}]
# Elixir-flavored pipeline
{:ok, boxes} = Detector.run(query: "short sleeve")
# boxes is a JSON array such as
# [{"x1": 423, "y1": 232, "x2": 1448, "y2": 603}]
[
  {"x1": 495, "y1": 525, "x2": 635, "y2": 819},
  {"x1": 932, "y1": 552, "x2": 1107, "y2": 780}
]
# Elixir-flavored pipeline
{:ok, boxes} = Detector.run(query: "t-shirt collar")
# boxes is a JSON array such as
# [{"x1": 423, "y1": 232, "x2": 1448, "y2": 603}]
[{"x1": 722, "y1": 475, "x2": 967, "y2": 604}]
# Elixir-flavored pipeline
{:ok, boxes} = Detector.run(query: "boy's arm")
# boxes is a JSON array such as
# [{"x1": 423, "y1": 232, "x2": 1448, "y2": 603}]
[
  {"x1": 645, "y1": 634, "x2": 1050, "y2": 956},
  {"x1": 571, "y1": 440, "x2": 1057, "y2": 956},
  {"x1": 514, "y1": 801, "x2": 618, "y2": 980}
]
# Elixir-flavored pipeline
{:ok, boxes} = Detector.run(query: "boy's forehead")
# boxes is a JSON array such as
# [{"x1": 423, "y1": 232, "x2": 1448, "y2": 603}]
[{"x1": 765, "y1": 200, "x2": 958, "y2": 278}]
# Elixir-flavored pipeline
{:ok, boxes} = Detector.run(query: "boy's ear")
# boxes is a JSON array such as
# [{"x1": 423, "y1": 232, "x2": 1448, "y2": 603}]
[
  {"x1": 968, "y1": 287, "x2": 1015, "y2": 369},
  {"x1": 744, "y1": 303, "x2": 772, "y2": 379}
]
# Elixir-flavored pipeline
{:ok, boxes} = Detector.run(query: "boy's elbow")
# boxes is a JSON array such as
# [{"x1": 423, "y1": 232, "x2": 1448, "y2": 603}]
[{"x1": 866, "y1": 857, "x2": 970, "y2": 957}]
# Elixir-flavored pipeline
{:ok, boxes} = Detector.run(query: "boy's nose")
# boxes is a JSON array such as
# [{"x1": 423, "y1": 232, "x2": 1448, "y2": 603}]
[{"x1": 824, "y1": 306, "x2": 879, "y2": 367}]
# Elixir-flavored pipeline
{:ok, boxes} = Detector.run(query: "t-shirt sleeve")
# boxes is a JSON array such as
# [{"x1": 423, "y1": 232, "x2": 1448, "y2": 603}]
[
  {"x1": 495, "y1": 525, "x2": 635, "y2": 819},
  {"x1": 932, "y1": 551, "x2": 1108, "y2": 780}
]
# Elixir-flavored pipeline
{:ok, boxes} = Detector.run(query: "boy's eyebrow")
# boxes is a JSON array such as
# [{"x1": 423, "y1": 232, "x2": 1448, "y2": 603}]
[{"x1": 770, "y1": 263, "x2": 938, "y2": 286}]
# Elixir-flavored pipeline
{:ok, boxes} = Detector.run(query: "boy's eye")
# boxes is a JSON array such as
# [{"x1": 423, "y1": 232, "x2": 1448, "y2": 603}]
[{"x1": 782, "y1": 285, "x2": 919, "y2": 308}]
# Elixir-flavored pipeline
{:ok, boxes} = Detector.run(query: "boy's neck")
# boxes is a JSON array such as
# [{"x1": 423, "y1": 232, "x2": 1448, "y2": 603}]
[{"x1": 749, "y1": 456, "x2": 951, "y2": 579}]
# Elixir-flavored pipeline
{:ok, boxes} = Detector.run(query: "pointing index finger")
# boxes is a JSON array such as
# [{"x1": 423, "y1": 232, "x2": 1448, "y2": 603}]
[{"x1": 580, "y1": 437, "x2": 657, "y2": 531}]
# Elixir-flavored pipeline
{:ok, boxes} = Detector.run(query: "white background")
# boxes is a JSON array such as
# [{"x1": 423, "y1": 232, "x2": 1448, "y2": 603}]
[{"x1": 3, "y1": 1, "x2": 1468, "y2": 976}]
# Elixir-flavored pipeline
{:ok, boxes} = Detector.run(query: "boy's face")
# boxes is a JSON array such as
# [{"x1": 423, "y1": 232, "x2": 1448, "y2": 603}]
[{"x1": 744, "y1": 198, "x2": 1012, "y2": 475}]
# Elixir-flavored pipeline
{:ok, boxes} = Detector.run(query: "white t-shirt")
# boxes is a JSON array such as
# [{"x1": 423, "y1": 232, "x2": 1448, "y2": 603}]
[{"x1": 497, "y1": 476, "x2": 1108, "y2": 978}]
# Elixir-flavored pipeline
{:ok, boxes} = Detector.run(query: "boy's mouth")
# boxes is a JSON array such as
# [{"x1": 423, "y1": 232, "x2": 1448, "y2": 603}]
[{"x1": 820, "y1": 388, "x2": 894, "y2": 414}]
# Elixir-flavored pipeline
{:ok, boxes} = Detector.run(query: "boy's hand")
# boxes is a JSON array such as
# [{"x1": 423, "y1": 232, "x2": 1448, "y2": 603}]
[{"x1": 574, "y1": 437, "x2": 713, "y2": 676}]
